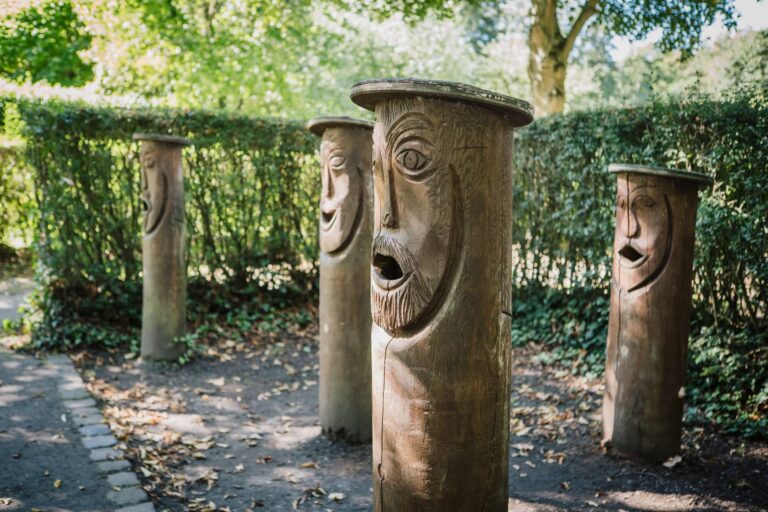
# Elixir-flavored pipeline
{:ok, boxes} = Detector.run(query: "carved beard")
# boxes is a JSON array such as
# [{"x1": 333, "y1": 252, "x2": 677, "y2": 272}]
[{"x1": 371, "y1": 234, "x2": 433, "y2": 333}]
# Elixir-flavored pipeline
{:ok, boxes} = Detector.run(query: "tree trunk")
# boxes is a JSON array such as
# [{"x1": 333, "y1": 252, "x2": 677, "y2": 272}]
[
  {"x1": 527, "y1": 0, "x2": 598, "y2": 115},
  {"x1": 527, "y1": 44, "x2": 567, "y2": 115}
]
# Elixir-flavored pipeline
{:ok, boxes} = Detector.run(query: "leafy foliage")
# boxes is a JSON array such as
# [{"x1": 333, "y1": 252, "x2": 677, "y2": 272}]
[
  {"x1": 599, "y1": 0, "x2": 737, "y2": 58},
  {"x1": 0, "y1": 0, "x2": 93, "y2": 86},
  {"x1": 366, "y1": 0, "x2": 737, "y2": 56},
  {"x1": 687, "y1": 326, "x2": 767, "y2": 437},
  {"x1": 512, "y1": 84, "x2": 767, "y2": 435},
  {"x1": 0, "y1": 140, "x2": 34, "y2": 247},
  {"x1": 11, "y1": 97, "x2": 319, "y2": 348},
  {"x1": 6, "y1": 84, "x2": 766, "y2": 435},
  {"x1": 0, "y1": 102, "x2": 35, "y2": 248},
  {"x1": 88, "y1": 0, "x2": 323, "y2": 114}
]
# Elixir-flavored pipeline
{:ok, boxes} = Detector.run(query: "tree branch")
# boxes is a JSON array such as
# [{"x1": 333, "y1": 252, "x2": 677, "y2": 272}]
[
  {"x1": 561, "y1": 0, "x2": 599, "y2": 58},
  {"x1": 532, "y1": 0, "x2": 561, "y2": 35}
]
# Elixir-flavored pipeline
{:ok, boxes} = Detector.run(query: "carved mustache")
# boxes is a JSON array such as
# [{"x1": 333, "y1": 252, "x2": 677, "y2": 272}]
[
  {"x1": 371, "y1": 234, "x2": 433, "y2": 332},
  {"x1": 372, "y1": 234, "x2": 416, "y2": 282}
]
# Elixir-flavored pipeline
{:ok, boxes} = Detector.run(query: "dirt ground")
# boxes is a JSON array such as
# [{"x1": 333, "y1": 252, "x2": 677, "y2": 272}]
[{"x1": 73, "y1": 325, "x2": 768, "y2": 512}]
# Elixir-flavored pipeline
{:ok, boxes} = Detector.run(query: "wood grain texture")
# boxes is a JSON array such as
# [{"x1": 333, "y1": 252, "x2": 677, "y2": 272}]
[
  {"x1": 602, "y1": 170, "x2": 704, "y2": 461},
  {"x1": 369, "y1": 96, "x2": 518, "y2": 511},
  {"x1": 138, "y1": 138, "x2": 187, "y2": 361},
  {"x1": 314, "y1": 122, "x2": 374, "y2": 443}
]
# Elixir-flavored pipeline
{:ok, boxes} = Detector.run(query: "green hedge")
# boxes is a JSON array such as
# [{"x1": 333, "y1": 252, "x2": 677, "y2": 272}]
[
  {"x1": 0, "y1": 139, "x2": 33, "y2": 249},
  {"x1": 7, "y1": 87, "x2": 766, "y2": 436},
  {"x1": 12, "y1": 98, "x2": 319, "y2": 338},
  {"x1": 511, "y1": 85, "x2": 767, "y2": 436},
  {"x1": 1, "y1": 100, "x2": 34, "y2": 249}
]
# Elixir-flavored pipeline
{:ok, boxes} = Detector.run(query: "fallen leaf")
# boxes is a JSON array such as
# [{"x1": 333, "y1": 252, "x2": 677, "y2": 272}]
[
  {"x1": 53, "y1": 479, "x2": 62, "y2": 488},
  {"x1": 662, "y1": 455, "x2": 682, "y2": 468},
  {"x1": 234, "y1": 464, "x2": 245, "y2": 473},
  {"x1": 207, "y1": 377, "x2": 225, "y2": 387},
  {"x1": 328, "y1": 492, "x2": 345, "y2": 501},
  {"x1": 299, "y1": 462, "x2": 318, "y2": 469}
]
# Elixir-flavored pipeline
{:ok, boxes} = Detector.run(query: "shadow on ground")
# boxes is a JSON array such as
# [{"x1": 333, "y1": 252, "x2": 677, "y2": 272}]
[
  {"x1": 0, "y1": 350, "x2": 113, "y2": 512},
  {"x1": 75, "y1": 331, "x2": 767, "y2": 512}
]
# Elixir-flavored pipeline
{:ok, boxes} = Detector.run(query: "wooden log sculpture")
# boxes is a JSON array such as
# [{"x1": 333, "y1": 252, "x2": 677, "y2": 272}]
[
  {"x1": 602, "y1": 163, "x2": 713, "y2": 461},
  {"x1": 134, "y1": 133, "x2": 191, "y2": 361},
  {"x1": 307, "y1": 116, "x2": 374, "y2": 443},
  {"x1": 350, "y1": 79, "x2": 534, "y2": 511}
]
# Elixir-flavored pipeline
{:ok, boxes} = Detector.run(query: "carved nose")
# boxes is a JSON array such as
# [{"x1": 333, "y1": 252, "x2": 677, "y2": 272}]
[
  {"x1": 322, "y1": 166, "x2": 334, "y2": 199},
  {"x1": 380, "y1": 163, "x2": 398, "y2": 228},
  {"x1": 624, "y1": 209, "x2": 640, "y2": 238}
]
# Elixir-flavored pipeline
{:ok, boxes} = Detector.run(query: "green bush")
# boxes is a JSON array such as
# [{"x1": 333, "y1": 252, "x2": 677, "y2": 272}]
[
  {"x1": 0, "y1": 141, "x2": 34, "y2": 249},
  {"x1": 513, "y1": 86, "x2": 768, "y2": 331},
  {"x1": 7, "y1": 86, "x2": 766, "y2": 435},
  {"x1": 11, "y1": 97, "x2": 319, "y2": 347},
  {"x1": 512, "y1": 84, "x2": 767, "y2": 436}
]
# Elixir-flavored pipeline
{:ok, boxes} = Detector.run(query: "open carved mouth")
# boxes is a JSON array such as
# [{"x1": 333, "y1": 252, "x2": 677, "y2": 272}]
[
  {"x1": 320, "y1": 209, "x2": 338, "y2": 231},
  {"x1": 618, "y1": 244, "x2": 647, "y2": 268},
  {"x1": 372, "y1": 253, "x2": 408, "y2": 289}
]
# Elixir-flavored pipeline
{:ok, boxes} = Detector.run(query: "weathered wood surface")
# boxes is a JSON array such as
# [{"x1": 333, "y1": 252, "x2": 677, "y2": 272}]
[
  {"x1": 309, "y1": 117, "x2": 374, "y2": 443},
  {"x1": 602, "y1": 164, "x2": 711, "y2": 462},
  {"x1": 135, "y1": 134, "x2": 189, "y2": 361},
  {"x1": 351, "y1": 78, "x2": 533, "y2": 511}
]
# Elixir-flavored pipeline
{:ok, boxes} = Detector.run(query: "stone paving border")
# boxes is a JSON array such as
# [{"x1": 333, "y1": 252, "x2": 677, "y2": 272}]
[{"x1": 46, "y1": 354, "x2": 156, "y2": 512}]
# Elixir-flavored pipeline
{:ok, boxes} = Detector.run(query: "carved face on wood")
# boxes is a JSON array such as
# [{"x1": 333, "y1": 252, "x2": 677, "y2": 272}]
[
  {"x1": 140, "y1": 146, "x2": 168, "y2": 236},
  {"x1": 371, "y1": 100, "x2": 462, "y2": 333},
  {"x1": 319, "y1": 129, "x2": 365, "y2": 254},
  {"x1": 613, "y1": 174, "x2": 672, "y2": 292}
]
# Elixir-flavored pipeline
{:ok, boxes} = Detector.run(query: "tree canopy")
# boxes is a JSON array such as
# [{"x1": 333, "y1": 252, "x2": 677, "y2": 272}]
[
  {"x1": 0, "y1": 0, "x2": 93, "y2": 86},
  {"x1": 1, "y1": 0, "x2": 761, "y2": 116}
]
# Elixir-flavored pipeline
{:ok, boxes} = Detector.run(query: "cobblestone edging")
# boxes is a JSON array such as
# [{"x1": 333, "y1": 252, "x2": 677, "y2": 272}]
[{"x1": 47, "y1": 354, "x2": 155, "y2": 512}]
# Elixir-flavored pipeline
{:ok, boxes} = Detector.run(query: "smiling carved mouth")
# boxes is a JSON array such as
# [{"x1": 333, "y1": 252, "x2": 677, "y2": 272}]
[
  {"x1": 320, "y1": 209, "x2": 338, "y2": 231},
  {"x1": 618, "y1": 244, "x2": 647, "y2": 268}
]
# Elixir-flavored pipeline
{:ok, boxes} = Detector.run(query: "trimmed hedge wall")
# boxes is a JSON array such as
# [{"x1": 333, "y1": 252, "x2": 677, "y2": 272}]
[
  {"x1": 511, "y1": 87, "x2": 767, "y2": 435},
  {"x1": 5, "y1": 87, "x2": 767, "y2": 435},
  {"x1": 513, "y1": 90, "x2": 767, "y2": 331},
  {"x1": 12, "y1": 98, "x2": 319, "y2": 336},
  {"x1": 0, "y1": 139, "x2": 33, "y2": 249}
]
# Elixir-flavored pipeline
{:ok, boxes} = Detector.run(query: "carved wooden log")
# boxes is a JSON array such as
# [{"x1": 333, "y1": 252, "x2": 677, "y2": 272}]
[
  {"x1": 134, "y1": 133, "x2": 190, "y2": 361},
  {"x1": 602, "y1": 163, "x2": 712, "y2": 461},
  {"x1": 308, "y1": 117, "x2": 374, "y2": 443},
  {"x1": 351, "y1": 79, "x2": 533, "y2": 511}
]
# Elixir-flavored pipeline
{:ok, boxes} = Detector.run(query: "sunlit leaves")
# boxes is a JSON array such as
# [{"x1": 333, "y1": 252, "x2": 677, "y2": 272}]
[{"x1": 0, "y1": 0, "x2": 94, "y2": 86}]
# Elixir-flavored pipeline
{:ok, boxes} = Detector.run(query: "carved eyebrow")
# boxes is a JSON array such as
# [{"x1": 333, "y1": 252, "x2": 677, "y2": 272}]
[
  {"x1": 386, "y1": 112, "x2": 434, "y2": 149},
  {"x1": 629, "y1": 183, "x2": 656, "y2": 190}
]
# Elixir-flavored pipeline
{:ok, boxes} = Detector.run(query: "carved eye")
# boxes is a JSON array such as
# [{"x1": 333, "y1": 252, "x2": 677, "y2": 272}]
[
  {"x1": 394, "y1": 139, "x2": 433, "y2": 180},
  {"x1": 329, "y1": 154, "x2": 346, "y2": 170},
  {"x1": 397, "y1": 149, "x2": 429, "y2": 171},
  {"x1": 634, "y1": 195, "x2": 657, "y2": 209},
  {"x1": 616, "y1": 197, "x2": 626, "y2": 210}
]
